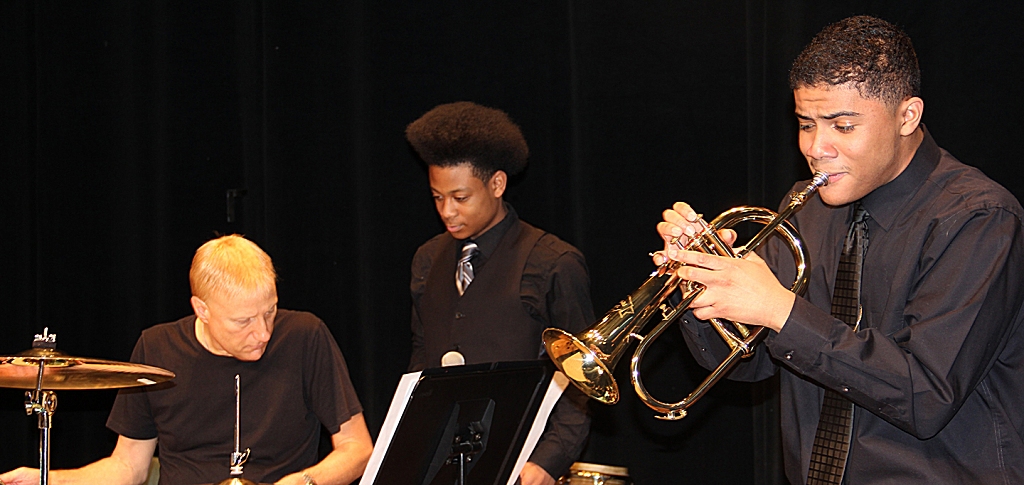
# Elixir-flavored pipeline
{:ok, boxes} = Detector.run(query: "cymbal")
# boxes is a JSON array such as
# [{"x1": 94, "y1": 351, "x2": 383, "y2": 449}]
[{"x1": 0, "y1": 347, "x2": 175, "y2": 390}]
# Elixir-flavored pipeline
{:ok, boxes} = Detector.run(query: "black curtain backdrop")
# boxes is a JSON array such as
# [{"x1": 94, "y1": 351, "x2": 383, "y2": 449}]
[{"x1": 2, "y1": 2, "x2": 1021, "y2": 484}]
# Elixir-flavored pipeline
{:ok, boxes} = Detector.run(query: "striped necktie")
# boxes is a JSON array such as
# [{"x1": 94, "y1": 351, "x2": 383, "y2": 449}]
[
  {"x1": 455, "y1": 241, "x2": 479, "y2": 296},
  {"x1": 807, "y1": 202, "x2": 869, "y2": 485}
]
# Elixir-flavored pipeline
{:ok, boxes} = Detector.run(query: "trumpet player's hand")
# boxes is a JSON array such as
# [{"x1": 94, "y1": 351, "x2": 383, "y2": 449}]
[
  {"x1": 654, "y1": 202, "x2": 793, "y2": 331},
  {"x1": 653, "y1": 202, "x2": 737, "y2": 265},
  {"x1": 667, "y1": 248, "x2": 795, "y2": 332}
]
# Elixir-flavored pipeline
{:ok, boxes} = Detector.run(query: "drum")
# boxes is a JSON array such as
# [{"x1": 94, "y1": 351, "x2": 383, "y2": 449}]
[{"x1": 557, "y1": 462, "x2": 631, "y2": 485}]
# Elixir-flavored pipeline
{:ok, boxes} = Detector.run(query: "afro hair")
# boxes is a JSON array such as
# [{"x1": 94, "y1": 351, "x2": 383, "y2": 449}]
[
  {"x1": 406, "y1": 101, "x2": 528, "y2": 182},
  {"x1": 789, "y1": 15, "x2": 921, "y2": 107}
]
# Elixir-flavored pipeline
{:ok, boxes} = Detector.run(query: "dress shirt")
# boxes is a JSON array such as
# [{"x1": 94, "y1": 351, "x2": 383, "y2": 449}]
[{"x1": 680, "y1": 127, "x2": 1024, "y2": 483}]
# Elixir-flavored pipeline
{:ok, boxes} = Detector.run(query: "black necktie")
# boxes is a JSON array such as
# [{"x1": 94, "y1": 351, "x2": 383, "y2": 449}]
[
  {"x1": 456, "y1": 241, "x2": 479, "y2": 296},
  {"x1": 807, "y1": 203, "x2": 869, "y2": 485}
]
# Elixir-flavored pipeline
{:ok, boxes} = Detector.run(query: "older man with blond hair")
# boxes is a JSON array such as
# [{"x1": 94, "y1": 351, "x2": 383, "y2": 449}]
[{"x1": 1, "y1": 235, "x2": 372, "y2": 485}]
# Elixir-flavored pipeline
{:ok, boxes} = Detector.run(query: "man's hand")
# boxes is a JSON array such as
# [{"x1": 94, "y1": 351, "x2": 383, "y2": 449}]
[
  {"x1": 519, "y1": 462, "x2": 555, "y2": 485},
  {"x1": 0, "y1": 435, "x2": 156, "y2": 485},
  {"x1": 274, "y1": 472, "x2": 312, "y2": 485},
  {"x1": 655, "y1": 201, "x2": 794, "y2": 332},
  {"x1": 654, "y1": 202, "x2": 738, "y2": 265},
  {"x1": 0, "y1": 467, "x2": 40, "y2": 485},
  {"x1": 275, "y1": 413, "x2": 372, "y2": 485},
  {"x1": 657, "y1": 202, "x2": 710, "y2": 257}
]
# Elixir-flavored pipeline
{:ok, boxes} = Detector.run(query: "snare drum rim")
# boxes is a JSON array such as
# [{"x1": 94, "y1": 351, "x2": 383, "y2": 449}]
[{"x1": 568, "y1": 462, "x2": 629, "y2": 477}]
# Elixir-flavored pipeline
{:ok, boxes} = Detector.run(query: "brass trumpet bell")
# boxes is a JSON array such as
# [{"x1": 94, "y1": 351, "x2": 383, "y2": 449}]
[
  {"x1": 543, "y1": 264, "x2": 678, "y2": 404},
  {"x1": 544, "y1": 172, "x2": 829, "y2": 420},
  {"x1": 542, "y1": 330, "x2": 616, "y2": 402}
]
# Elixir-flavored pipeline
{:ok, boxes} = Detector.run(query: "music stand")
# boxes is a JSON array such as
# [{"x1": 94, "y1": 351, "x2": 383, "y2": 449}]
[{"x1": 361, "y1": 361, "x2": 566, "y2": 485}]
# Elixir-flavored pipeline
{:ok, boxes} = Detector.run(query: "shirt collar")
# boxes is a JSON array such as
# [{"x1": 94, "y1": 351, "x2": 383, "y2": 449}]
[
  {"x1": 860, "y1": 125, "x2": 940, "y2": 232},
  {"x1": 459, "y1": 202, "x2": 517, "y2": 260}
]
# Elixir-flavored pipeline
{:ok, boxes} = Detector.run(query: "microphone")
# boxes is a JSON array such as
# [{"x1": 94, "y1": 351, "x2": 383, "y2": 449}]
[{"x1": 441, "y1": 351, "x2": 466, "y2": 367}]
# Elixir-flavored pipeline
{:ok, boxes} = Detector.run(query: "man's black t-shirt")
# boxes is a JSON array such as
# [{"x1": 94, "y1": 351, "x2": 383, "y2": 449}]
[{"x1": 107, "y1": 310, "x2": 362, "y2": 485}]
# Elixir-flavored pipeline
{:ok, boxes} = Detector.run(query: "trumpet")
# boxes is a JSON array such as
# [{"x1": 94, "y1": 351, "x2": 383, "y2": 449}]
[{"x1": 543, "y1": 172, "x2": 829, "y2": 420}]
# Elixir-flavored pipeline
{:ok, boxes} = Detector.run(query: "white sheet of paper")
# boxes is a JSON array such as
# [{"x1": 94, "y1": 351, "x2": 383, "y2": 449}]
[
  {"x1": 358, "y1": 371, "x2": 421, "y2": 485},
  {"x1": 505, "y1": 370, "x2": 569, "y2": 485}
]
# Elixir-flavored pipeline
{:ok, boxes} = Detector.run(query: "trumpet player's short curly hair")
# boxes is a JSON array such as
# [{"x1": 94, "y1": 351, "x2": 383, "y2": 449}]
[
  {"x1": 405, "y1": 101, "x2": 528, "y2": 182},
  {"x1": 789, "y1": 15, "x2": 921, "y2": 108}
]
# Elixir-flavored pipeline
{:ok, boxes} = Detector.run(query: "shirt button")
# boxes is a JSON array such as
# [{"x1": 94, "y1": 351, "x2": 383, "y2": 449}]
[
  {"x1": 455, "y1": 312, "x2": 465, "y2": 319},
  {"x1": 842, "y1": 386, "x2": 850, "y2": 393},
  {"x1": 784, "y1": 351, "x2": 793, "y2": 360}
]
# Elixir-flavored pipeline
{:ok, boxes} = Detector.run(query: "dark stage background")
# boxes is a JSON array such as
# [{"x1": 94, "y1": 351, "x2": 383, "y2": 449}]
[{"x1": 2, "y1": 2, "x2": 1022, "y2": 484}]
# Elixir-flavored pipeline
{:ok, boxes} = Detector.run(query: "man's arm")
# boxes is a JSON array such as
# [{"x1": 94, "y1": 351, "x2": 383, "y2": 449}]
[
  {"x1": 408, "y1": 242, "x2": 436, "y2": 372},
  {"x1": 274, "y1": 413, "x2": 373, "y2": 485},
  {"x1": 524, "y1": 384, "x2": 591, "y2": 484},
  {"x1": 520, "y1": 462, "x2": 556, "y2": 485},
  {"x1": 408, "y1": 303, "x2": 427, "y2": 372},
  {"x1": 663, "y1": 200, "x2": 1024, "y2": 438},
  {"x1": 769, "y1": 209, "x2": 1024, "y2": 438},
  {"x1": 0, "y1": 435, "x2": 156, "y2": 485},
  {"x1": 525, "y1": 245, "x2": 594, "y2": 481}
]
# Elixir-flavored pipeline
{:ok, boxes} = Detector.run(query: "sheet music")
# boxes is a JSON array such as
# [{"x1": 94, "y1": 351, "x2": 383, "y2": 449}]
[
  {"x1": 505, "y1": 371, "x2": 568, "y2": 485},
  {"x1": 359, "y1": 371, "x2": 421, "y2": 484}
]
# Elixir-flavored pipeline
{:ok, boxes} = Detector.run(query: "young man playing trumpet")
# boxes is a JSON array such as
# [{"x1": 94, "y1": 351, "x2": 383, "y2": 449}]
[{"x1": 657, "y1": 16, "x2": 1024, "y2": 484}]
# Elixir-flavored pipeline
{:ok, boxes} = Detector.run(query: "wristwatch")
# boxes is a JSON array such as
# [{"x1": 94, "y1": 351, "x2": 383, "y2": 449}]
[{"x1": 302, "y1": 472, "x2": 317, "y2": 485}]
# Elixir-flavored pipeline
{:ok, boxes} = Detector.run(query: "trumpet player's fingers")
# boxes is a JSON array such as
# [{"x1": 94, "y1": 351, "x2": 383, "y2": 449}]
[
  {"x1": 672, "y1": 249, "x2": 795, "y2": 331},
  {"x1": 657, "y1": 221, "x2": 686, "y2": 252},
  {"x1": 671, "y1": 201, "x2": 700, "y2": 222},
  {"x1": 651, "y1": 250, "x2": 667, "y2": 266},
  {"x1": 660, "y1": 203, "x2": 700, "y2": 241},
  {"x1": 659, "y1": 228, "x2": 741, "y2": 263},
  {"x1": 672, "y1": 249, "x2": 727, "y2": 273},
  {"x1": 743, "y1": 249, "x2": 766, "y2": 264},
  {"x1": 717, "y1": 228, "x2": 739, "y2": 247}
]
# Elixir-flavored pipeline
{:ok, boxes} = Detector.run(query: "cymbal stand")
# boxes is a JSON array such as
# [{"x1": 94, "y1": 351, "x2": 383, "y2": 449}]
[
  {"x1": 214, "y1": 374, "x2": 255, "y2": 485},
  {"x1": 23, "y1": 329, "x2": 59, "y2": 485},
  {"x1": 230, "y1": 374, "x2": 251, "y2": 477}
]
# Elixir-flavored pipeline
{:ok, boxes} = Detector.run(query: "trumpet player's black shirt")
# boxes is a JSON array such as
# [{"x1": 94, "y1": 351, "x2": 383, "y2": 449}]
[{"x1": 680, "y1": 127, "x2": 1024, "y2": 484}]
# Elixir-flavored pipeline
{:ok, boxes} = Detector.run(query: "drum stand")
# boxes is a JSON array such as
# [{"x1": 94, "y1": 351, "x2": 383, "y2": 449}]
[
  {"x1": 25, "y1": 361, "x2": 57, "y2": 485},
  {"x1": 1, "y1": 328, "x2": 175, "y2": 485}
]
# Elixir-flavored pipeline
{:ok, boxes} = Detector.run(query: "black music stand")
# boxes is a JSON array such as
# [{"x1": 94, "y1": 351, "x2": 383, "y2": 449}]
[{"x1": 361, "y1": 361, "x2": 562, "y2": 485}]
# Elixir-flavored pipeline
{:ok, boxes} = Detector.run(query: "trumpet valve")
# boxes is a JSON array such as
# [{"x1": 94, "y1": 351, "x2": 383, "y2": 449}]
[{"x1": 738, "y1": 339, "x2": 758, "y2": 357}]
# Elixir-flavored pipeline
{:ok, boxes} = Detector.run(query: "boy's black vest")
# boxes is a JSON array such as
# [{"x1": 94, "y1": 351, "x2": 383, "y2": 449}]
[{"x1": 418, "y1": 219, "x2": 546, "y2": 367}]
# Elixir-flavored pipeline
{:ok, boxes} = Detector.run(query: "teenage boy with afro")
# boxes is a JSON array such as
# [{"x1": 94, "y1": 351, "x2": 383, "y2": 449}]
[{"x1": 406, "y1": 101, "x2": 593, "y2": 485}]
